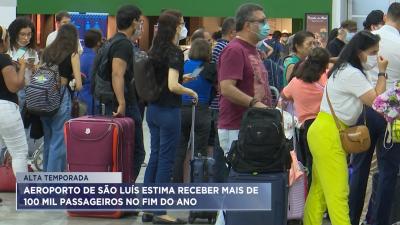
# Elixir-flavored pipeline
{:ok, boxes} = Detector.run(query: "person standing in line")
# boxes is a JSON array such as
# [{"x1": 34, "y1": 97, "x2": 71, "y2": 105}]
[
  {"x1": 173, "y1": 38, "x2": 216, "y2": 183},
  {"x1": 351, "y1": 9, "x2": 384, "y2": 225},
  {"x1": 46, "y1": 11, "x2": 83, "y2": 54},
  {"x1": 142, "y1": 10, "x2": 197, "y2": 224},
  {"x1": 349, "y1": 4, "x2": 400, "y2": 225},
  {"x1": 281, "y1": 47, "x2": 330, "y2": 189},
  {"x1": 283, "y1": 31, "x2": 315, "y2": 86},
  {"x1": 79, "y1": 29, "x2": 103, "y2": 115},
  {"x1": 0, "y1": 25, "x2": 28, "y2": 180},
  {"x1": 7, "y1": 17, "x2": 39, "y2": 109},
  {"x1": 215, "y1": 3, "x2": 273, "y2": 225},
  {"x1": 326, "y1": 20, "x2": 357, "y2": 57},
  {"x1": 102, "y1": 5, "x2": 146, "y2": 180},
  {"x1": 304, "y1": 31, "x2": 387, "y2": 225},
  {"x1": 208, "y1": 17, "x2": 235, "y2": 180},
  {"x1": 40, "y1": 24, "x2": 82, "y2": 172}
]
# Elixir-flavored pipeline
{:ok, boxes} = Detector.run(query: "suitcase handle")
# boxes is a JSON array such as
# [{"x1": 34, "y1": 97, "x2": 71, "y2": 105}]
[{"x1": 188, "y1": 103, "x2": 196, "y2": 160}]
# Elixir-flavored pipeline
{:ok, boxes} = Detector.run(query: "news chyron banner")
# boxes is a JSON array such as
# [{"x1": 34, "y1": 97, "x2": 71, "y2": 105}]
[{"x1": 16, "y1": 173, "x2": 271, "y2": 211}]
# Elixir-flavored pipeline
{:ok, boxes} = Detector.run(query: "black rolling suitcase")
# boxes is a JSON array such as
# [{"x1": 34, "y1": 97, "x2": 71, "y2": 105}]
[
  {"x1": 224, "y1": 170, "x2": 289, "y2": 225},
  {"x1": 186, "y1": 104, "x2": 217, "y2": 224}
]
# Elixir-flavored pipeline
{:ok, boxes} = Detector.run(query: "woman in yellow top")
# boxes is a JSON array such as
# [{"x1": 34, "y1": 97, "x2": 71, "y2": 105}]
[{"x1": 304, "y1": 31, "x2": 387, "y2": 225}]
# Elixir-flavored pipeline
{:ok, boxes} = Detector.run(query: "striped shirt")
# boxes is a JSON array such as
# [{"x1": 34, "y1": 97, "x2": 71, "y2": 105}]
[{"x1": 210, "y1": 39, "x2": 229, "y2": 110}]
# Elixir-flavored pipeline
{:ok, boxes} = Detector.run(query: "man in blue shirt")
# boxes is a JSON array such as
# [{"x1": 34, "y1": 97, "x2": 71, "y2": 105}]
[
  {"x1": 265, "y1": 30, "x2": 284, "y2": 63},
  {"x1": 79, "y1": 29, "x2": 103, "y2": 115}
]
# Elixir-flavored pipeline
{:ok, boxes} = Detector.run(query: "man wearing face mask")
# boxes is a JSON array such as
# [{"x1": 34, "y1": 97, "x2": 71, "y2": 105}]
[
  {"x1": 364, "y1": 10, "x2": 385, "y2": 32},
  {"x1": 101, "y1": 4, "x2": 146, "y2": 180},
  {"x1": 214, "y1": 4, "x2": 272, "y2": 224},
  {"x1": 349, "y1": 3, "x2": 400, "y2": 225},
  {"x1": 327, "y1": 20, "x2": 357, "y2": 57}
]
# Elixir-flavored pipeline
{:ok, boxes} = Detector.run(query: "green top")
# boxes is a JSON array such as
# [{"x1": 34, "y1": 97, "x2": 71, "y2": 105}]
[{"x1": 283, "y1": 54, "x2": 301, "y2": 87}]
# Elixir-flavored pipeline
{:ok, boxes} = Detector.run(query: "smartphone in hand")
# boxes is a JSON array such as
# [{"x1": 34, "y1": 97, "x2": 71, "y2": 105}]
[
  {"x1": 27, "y1": 57, "x2": 35, "y2": 64},
  {"x1": 12, "y1": 48, "x2": 27, "y2": 61}
]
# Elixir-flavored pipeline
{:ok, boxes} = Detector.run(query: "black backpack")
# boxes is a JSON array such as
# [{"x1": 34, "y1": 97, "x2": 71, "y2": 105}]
[
  {"x1": 133, "y1": 56, "x2": 164, "y2": 103},
  {"x1": 91, "y1": 35, "x2": 127, "y2": 103},
  {"x1": 227, "y1": 107, "x2": 291, "y2": 173}
]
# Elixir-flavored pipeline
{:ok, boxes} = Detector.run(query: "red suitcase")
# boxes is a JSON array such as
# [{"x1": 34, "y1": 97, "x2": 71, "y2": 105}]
[{"x1": 64, "y1": 116, "x2": 135, "y2": 218}]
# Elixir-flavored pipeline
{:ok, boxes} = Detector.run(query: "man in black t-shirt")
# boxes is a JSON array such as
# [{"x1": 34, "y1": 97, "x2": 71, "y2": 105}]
[{"x1": 105, "y1": 5, "x2": 145, "y2": 180}]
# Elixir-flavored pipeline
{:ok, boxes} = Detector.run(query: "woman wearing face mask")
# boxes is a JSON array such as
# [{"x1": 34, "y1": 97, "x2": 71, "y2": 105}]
[
  {"x1": 0, "y1": 26, "x2": 28, "y2": 195},
  {"x1": 303, "y1": 31, "x2": 387, "y2": 225},
  {"x1": 142, "y1": 10, "x2": 197, "y2": 224},
  {"x1": 283, "y1": 31, "x2": 315, "y2": 85},
  {"x1": 7, "y1": 17, "x2": 38, "y2": 109}
]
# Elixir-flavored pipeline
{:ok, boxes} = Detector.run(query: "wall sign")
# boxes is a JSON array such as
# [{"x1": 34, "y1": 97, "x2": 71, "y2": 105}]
[{"x1": 305, "y1": 13, "x2": 329, "y2": 47}]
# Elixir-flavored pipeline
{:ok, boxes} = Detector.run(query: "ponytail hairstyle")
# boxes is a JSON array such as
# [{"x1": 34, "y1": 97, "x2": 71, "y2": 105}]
[{"x1": 292, "y1": 47, "x2": 330, "y2": 83}]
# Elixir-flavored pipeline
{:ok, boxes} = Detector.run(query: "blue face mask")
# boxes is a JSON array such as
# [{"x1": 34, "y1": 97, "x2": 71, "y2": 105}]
[
  {"x1": 256, "y1": 22, "x2": 270, "y2": 40},
  {"x1": 345, "y1": 32, "x2": 355, "y2": 43}
]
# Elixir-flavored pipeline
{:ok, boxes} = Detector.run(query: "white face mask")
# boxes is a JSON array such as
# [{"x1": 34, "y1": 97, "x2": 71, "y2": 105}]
[
  {"x1": 17, "y1": 40, "x2": 29, "y2": 47},
  {"x1": 362, "y1": 55, "x2": 378, "y2": 71},
  {"x1": 179, "y1": 26, "x2": 188, "y2": 40}
]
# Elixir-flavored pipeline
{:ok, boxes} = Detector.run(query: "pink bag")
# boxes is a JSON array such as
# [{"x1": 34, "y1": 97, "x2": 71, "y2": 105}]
[
  {"x1": 287, "y1": 150, "x2": 308, "y2": 220},
  {"x1": 0, "y1": 152, "x2": 15, "y2": 192},
  {"x1": 0, "y1": 151, "x2": 33, "y2": 192}
]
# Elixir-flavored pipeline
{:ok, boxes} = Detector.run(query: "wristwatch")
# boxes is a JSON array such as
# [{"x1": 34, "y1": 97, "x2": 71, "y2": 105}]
[{"x1": 378, "y1": 72, "x2": 388, "y2": 79}]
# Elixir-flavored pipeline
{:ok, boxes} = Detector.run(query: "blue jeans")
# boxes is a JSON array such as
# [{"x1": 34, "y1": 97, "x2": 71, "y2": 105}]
[
  {"x1": 349, "y1": 107, "x2": 400, "y2": 225},
  {"x1": 104, "y1": 102, "x2": 145, "y2": 180},
  {"x1": 17, "y1": 89, "x2": 26, "y2": 112},
  {"x1": 41, "y1": 86, "x2": 71, "y2": 172},
  {"x1": 144, "y1": 104, "x2": 181, "y2": 216}
]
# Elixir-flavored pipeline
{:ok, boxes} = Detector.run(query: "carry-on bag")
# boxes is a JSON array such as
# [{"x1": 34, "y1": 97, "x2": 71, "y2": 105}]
[
  {"x1": 64, "y1": 116, "x2": 135, "y2": 218},
  {"x1": 185, "y1": 104, "x2": 217, "y2": 224}
]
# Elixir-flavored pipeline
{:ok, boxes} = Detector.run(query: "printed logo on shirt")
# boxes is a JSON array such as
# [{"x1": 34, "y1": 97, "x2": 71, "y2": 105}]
[{"x1": 36, "y1": 74, "x2": 48, "y2": 83}]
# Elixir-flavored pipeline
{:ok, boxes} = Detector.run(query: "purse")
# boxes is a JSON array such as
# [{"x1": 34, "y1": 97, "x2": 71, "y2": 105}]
[
  {"x1": 325, "y1": 86, "x2": 371, "y2": 154},
  {"x1": 0, "y1": 151, "x2": 16, "y2": 192}
]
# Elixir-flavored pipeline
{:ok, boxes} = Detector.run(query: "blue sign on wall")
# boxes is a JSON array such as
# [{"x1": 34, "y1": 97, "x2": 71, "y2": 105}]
[{"x1": 70, "y1": 12, "x2": 108, "y2": 47}]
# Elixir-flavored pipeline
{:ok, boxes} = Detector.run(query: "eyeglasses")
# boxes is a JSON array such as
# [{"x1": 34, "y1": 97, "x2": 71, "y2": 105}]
[
  {"x1": 248, "y1": 18, "x2": 267, "y2": 25},
  {"x1": 19, "y1": 32, "x2": 32, "y2": 38}
]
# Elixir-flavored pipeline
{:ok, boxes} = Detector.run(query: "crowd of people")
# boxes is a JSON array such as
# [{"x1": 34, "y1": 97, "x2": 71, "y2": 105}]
[{"x1": 1, "y1": 1, "x2": 400, "y2": 225}]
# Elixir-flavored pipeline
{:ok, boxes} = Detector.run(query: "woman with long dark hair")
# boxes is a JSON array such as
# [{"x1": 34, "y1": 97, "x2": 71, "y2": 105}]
[
  {"x1": 304, "y1": 31, "x2": 387, "y2": 224},
  {"x1": 142, "y1": 11, "x2": 197, "y2": 224},
  {"x1": 7, "y1": 17, "x2": 38, "y2": 108},
  {"x1": 40, "y1": 24, "x2": 82, "y2": 172}
]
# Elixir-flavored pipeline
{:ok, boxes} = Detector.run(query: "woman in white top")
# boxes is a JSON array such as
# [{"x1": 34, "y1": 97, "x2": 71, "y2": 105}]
[
  {"x1": 7, "y1": 18, "x2": 39, "y2": 108},
  {"x1": 303, "y1": 31, "x2": 388, "y2": 225}
]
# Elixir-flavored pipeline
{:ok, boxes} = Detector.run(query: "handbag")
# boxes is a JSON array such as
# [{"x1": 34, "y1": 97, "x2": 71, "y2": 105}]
[
  {"x1": 325, "y1": 86, "x2": 371, "y2": 154},
  {"x1": 0, "y1": 151, "x2": 16, "y2": 192}
]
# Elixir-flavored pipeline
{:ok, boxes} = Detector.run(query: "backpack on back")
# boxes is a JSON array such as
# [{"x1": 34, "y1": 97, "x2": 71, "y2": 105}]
[
  {"x1": 91, "y1": 35, "x2": 126, "y2": 103},
  {"x1": 134, "y1": 56, "x2": 164, "y2": 103},
  {"x1": 25, "y1": 64, "x2": 62, "y2": 116},
  {"x1": 227, "y1": 107, "x2": 291, "y2": 173}
]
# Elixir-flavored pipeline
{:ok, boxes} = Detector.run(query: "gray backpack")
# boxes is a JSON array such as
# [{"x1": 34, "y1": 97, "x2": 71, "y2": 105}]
[{"x1": 25, "y1": 64, "x2": 63, "y2": 116}]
